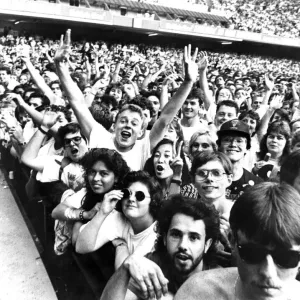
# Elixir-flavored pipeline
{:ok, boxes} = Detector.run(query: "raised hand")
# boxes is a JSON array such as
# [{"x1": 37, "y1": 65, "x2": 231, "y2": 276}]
[
  {"x1": 100, "y1": 189, "x2": 124, "y2": 215},
  {"x1": 170, "y1": 140, "x2": 184, "y2": 179},
  {"x1": 54, "y1": 29, "x2": 72, "y2": 63},
  {"x1": 269, "y1": 94, "x2": 283, "y2": 110},
  {"x1": 124, "y1": 254, "x2": 169, "y2": 300},
  {"x1": 8, "y1": 125, "x2": 24, "y2": 143},
  {"x1": 183, "y1": 44, "x2": 198, "y2": 83},
  {"x1": 264, "y1": 73, "x2": 274, "y2": 91},
  {"x1": 6, "y1": 93, "x2": 25, "y2": 107},
  {"x1": 198, "y1": 51, "x2": 208, "y2": 71},
  {"x1": 42, "y1": 108, "x2": 59, "y2": 129}
]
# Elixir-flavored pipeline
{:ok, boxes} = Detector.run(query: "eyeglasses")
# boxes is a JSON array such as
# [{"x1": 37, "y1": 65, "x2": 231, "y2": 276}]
[
  {"x1": 122, "y1": 188, "x2": 150, "y2": 202},
  {"x1": 237, "y1": 243, "x2": 300, "y2": 269},
  {"x1": 64, "y1": 136, "x2": 82, "y2": 147},
  {"x1": 195, "y1": 169, "x2": 227, "y2": 181}
]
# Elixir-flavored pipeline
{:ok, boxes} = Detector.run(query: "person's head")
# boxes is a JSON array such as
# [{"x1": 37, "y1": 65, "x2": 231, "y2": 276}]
[
  {"x1": 230, "y1": 182, "x2": 300, "y2": 300},
  {"x1": 251, "y1": 93, "x2": 264, "y2": 111},
  {"x1": 239, "y1": 110, "x2": 260, "y2": 137},
  {"x1": 57, "y1": 123, "x2": 88, "y2": 162},
  {"x1": 188, "y1": 130, "x2": 217, "y2": 159},
  {"x1": 217, "y1": 119, "x2": 251, "y2": 163},
  {"x1": 290, "y1": 99, "x2": 299, "y2": 115},
  {"x1": 291, "y1": 131, "x2": 300, "y2": 152},
  {"x1": 215, "y1": 100, "x2": 239, "y2": 128},
  {"x1": 163, "y1": 118, "x2": 184, "y2": 143},
  {"x1": 290, "y1": 118, "x2": 300, "y2": 136},
  {"x1": 121, "y1": 170, "x2": 162, "y2": 221},
  {"x1": 19, "y1": 74, "x2": 29, "y2": 85},
  {"x1": 191, "y1": 151, "x2": 233, "y2": 204},
  {"x1": 215, "y1": 87, "x2": 233, "y2": 103},
  {"x1": 0, "y1": 66, "x2": 10, "y2": 85},
  {"x1": 28, "y1": 92, "x2": 49, "y2": 109},
  {"x1": 155, "y1": 194, "x2": 220, "y2": 274},
  {"x1": 82, "y1": 148, "x2": 129, "y2": 196},
  {"x1": 147, "y1": 94, "x2": 160, "y2": 117},
  {"x1": 114, "y1": 104, "x2": 145, "y2": 151},
  {"x1": 15, "y1": 105, "x2": 30, "y2": 128},
  {"x1": 108, "y1": 83, "x2": 123, "y2": 102},
  {"x1": 182, "y1": 88, "x2": 202, "y2": 120},
  {"x1": 270, "y1": 108, "x2": 290, "y2": 124},
  {"x1": 215, "y1": 75, "x2": 225, "y2": 88},
  {"x1": 259, "y1": 121, "x2": 291, "y2": 162},
  {"x1": 49, "y1": 80, "x2": 62, "y2": 98}
]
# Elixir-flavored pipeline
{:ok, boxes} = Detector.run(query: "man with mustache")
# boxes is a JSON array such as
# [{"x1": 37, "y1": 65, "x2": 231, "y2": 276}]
[
  {"x1": 100, "y1": 195, "x2": 220, "y2": 300},
  {"x1": 175, "y1": 182, "x2": 300, "y2": 300}
]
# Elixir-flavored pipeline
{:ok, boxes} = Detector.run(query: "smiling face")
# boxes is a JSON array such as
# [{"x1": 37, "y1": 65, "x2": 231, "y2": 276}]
[
  {"x1": 190, "y1": 135, "x2": 214, "y2": 158},
  {"x1": 64, "y1": 131, "x2": 88, "y2": 162},
  {"x1": 87, "y1": 160, "x2": 116, "y2": 194},
  {"x1": 109, "y1": 87, "x2": 123, "y2": 102},
  {"x1": 121, "y1": 181, "x2": 152, "y2": 221},
  {"x1": 193, "y1": 160, "x2": 232, "y2": 204},
  {"x1": 220, "y1": 134, "x2": 248, "y2": 163},
  {"x1": 235, "y1": 230, "x2": 300, "y2": 300},
  {"x1": 182, "y1": 98, "x2": 200, "y2": 120},
  {"x1": 242, "y1": 116, "x2": 257, "y2": 136},
  {"x1": 114, "y1": 109, "x2": 144, "y2": 151},
  {"x1": 266, "y1": 132, "x2": 286, "y2": 156},
  {"x1": 165, "y1": 213, "x2": 211, "y2": 275},
  {"x1": 215, "y1": 105, "x2": 237, "y2": 128},
  {"x1": 217, "y1": 88, "x2": 232, "y2": 102},
  {"x1": 153, "y1": 143, "x2": 174, "y2": 180}
]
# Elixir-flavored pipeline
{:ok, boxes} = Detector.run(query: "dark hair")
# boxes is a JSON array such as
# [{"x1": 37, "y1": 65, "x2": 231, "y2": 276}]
[
  {"x1": 81, "y1": 148, "x2": 130, "y2": 211},
  {"x1": 129, "y1": 96, "x2": 155, "y2": 118},
  {"x1": 100, "y1": 94, "x2": 118, "y2": 110},
  {"x1": 89, "y1": 106, "x2": 114, "y2": 130},
  {"x1": 191, "y1": 151, "x2": 233, "y2": 179},
  {"x1": 216, "y1": 100, "x2": 239, "y2": 115},
  {"x1": 122, "y1": 171, "x2": 162, "y2": 219},
  {"x1": 155, "y1": 194, "x2": 220, "y2": 264},
  {"x1": 57, "y1": 123, "x2": 87, "y2": 146},
  {"x1": 238, "y1": 110, "x2": 261, "y2": 135},
  {"x1": 280, "y1": 150, "x2": 300, "y2": 186},
  {"x1": 230, "y1": 182, "x2": 300, "y2": 248},
  {"x1": 270, "y1": 108, "x2": 290, "y2": 124},
  {"x1": 187, "y1": 88, "x2": 203, "y2": 105},
  {"x1": 28, "y1": 92, "x2": 50, "y2": 106},
  {"x1": 49, "y1": 80, "x2": 62, "y2": 90},
  {"x1": 258, "y1": 121, "x2": 291, "y2": 163},
  {"x1": 106, "y1": 82, "x2": 123, "y2": 95},
  {"x1": 0, "y1": 66, "x2": 11, "y2": 75}
]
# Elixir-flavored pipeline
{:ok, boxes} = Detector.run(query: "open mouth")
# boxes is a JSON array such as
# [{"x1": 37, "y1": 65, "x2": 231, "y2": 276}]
[
  {"x1": 71, "y1": 148, "x2": 79, "y2": 155},
  {"x1": 121, "y1": 131, "x2": 131, "y2": 139},
  {"x1": 175, "y1": 253, "x2": 190, "y2": 261},
  {"x1": 156, "y1": 165, "x2": 164, "y2": 172}
]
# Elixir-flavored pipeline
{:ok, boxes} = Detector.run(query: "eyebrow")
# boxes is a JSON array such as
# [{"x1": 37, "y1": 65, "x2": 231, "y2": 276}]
[{"x1": 169, "y1": 228, "x2": 202, "y2": 238}]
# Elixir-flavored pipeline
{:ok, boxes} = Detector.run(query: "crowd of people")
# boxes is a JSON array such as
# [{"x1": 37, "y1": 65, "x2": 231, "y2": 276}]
[{"x1": 1, "y1": 28, "x2": 300, "y2": 299}]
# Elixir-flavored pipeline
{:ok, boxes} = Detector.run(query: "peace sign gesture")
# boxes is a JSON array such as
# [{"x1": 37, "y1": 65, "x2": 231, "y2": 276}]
[
  {"x1": 54, "y1": 29, "x2": 72, "y2": 64},
  {"x1": 183, "y1": 44, "x2": 198, "y2": 83},
  {"x1": 170, "y1": 140, "x2": 184, "y2": 180}
]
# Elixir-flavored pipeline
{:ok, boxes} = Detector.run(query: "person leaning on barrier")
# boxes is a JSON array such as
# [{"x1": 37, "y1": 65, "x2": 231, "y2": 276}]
[
  {"x1": 100, "y1": 194, "x2": 220, "y2": 300},
  {"x1": 175, "y1": 182, "x2": 300, "y2": 300}
]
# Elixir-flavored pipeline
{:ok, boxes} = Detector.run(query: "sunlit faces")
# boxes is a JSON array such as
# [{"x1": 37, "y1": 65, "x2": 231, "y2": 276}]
[
  {"x1": 291, "y1": 101, "x2": 299, "y2": 114},
  {"x1": 153, "y1": 143, "x2": 174, "y2": 179},
  {"x1": 109, "y1": 87, "x2": 123, "y2": 102},
  {"x1": 121, "y1": 181, "x2": 152, "y2": 221},
  {"x1": 242, "y1": 116, "x2": 257, "y2": 136},
  {"x1": 63, "y1": 131, "x2": 88, "y2": 162},
  {"x1": 235, "y1": 230, "x2": 300, "y2": 300},
  {"x1": 190, "y1": 135, "x2": 214, "y2": 158},
  {"x1": 182, "y1": 98, "x2": 200, "y2": 119},
  {"x1": 51, "y1": 83, "x2": 62, "y2": 97},
  {"x1": 19, "y1": 74, "x2": 29, "y2": 85},
  {"x1": 219, "y1": 135, "x2": 248, "y2": 163},
  {"x1": 252, "y1": 97, "x2": 263, "y2": 111},
  {"x1": 266, "y1": 133, "x2": 286, "y2": 156},
  {"x1": 193, "y1": 160, "x2": 232, "y2": 203},
  {"x1": 114, "y1": 109, "x2": 144, "y2": 151},
  {"x1": 215, "y1": 105, "x2": 237, "y2": 128},
  {"x1": 164, "y1": 123, "x2": 177, "y2": 142},
  {"x1": 217, "y1": 88, "x2": 232, "y2": 103},
  {"x1": 29, "y1": 97, "x2": 43, "y2": 109},
  {"x1": 87, "y1": 160, "x2": 116, "y2": 194},
  {"x1": 147, "y1": 95, "x2": 160, "y2": 116},
  {"x1": 165, "y1": 213, "x2": 212, "y2": 275},
  {"x1": 0, "y1": 70, "x2": 9, "y2": 84}
]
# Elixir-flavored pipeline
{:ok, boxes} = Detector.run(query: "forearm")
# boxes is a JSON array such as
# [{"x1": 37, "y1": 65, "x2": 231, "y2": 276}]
[
  {"x1": 160, "y1": 85, "x2": 169, "y2": 110},
  {"x1": 75, "y1": 211, "x2": 108, "y2": 253},
  {"x1": 20, "y1": 102, "x2": 44, "y2": 125},
  {"x1": 199, "y1": 69, "x2": 213, "y2": 110},
  {"x1": 141, "y1": 74, "x2": 152, "y2": 90},
  {"x1": 115, "y1": 244, "x2": 130, "y2": 270},
  {"x1": 292, "y1": 87, "x2": 300, "y2": 101},
  {"x1": 257, "y1": 107, "x2": 274, "y2": 141},
  {"x1": 111, "y1": 62, "x2": 121, "y2": 83},
  {"x1": 100, "y1": 264, "x2": 130, "y2": 300}
]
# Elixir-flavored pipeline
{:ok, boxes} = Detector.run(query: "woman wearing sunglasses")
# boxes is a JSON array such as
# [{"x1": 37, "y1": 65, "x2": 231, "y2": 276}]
[
  {"x1": 75, "y1": 170, "x2": 162, "y2": 269},
  {"x1": 51, "y1": 148, "x2": 129, "y2": 254}
]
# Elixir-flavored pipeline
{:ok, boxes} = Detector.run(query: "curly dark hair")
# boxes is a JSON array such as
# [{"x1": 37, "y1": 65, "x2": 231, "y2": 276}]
[
  {"x1": 57, "y1": 123, "x2": 87, "y2": 147},
  {"x1": 155, "y1": 194, "x2": 220, "y2": 265},
  {"x1": 121, "y1": 170, "x2": 162, "y2": 219},
  {"x1": 258, "y1": 121, "x2": 291, "y2": 163},
  {"x1": 129, "y1": 96, "x2": 155, "y2": 118},
  {"x1": 81, "y1": 148, "x2": 130, "y2": 211},
  {"x1": 238, "y1": 110, "x2": 261, "y2": 136}
]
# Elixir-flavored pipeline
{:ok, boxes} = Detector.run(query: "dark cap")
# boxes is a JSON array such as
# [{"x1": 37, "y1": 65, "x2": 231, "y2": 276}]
[{"x1": 217, "y1": 119, "x2": 251, "y2": 149}]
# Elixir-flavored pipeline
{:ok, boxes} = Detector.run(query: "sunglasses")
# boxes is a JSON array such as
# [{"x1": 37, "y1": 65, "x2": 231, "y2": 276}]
[
  {"x1": 238, "y1": 243, "x2": 300, "y2": 269},
  {"x1": 122, "y1": 188, "x2": 150, "y2": 202},
  {"x1": 64, "y1": 136, "x2": 82, "y2": 147}
]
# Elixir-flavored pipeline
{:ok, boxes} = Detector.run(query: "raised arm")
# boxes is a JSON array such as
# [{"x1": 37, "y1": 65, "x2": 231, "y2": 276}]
[
  {"x1": 198, "y1": 51, "x2": 214, "y2": 110},
  {"x1": 54, "y1": 29, "x2": 97, "y2": 138},
  {"x1": 150, "y1": 45, "x2": 198, "y2": 151}
]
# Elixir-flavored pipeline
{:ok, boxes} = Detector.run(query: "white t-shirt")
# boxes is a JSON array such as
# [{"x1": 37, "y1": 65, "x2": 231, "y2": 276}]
[
  {"x1": 181, "y1": 121, "x2": 208, "y2": 144},
  {"x1": 89, "y1": 123, "x2": 150, "y2": 171},
  {"x1": 40, "y1": 155, "x2": 85, "y2": 192}
]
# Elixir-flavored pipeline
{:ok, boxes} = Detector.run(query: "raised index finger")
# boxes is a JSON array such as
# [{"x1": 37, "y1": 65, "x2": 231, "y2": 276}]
[
  {"x1": 64, "y1": 29, "x2": 71, "y2": 46},
  {"x1": 176, "y1": 141, "x2": 183, "y2": 157}
]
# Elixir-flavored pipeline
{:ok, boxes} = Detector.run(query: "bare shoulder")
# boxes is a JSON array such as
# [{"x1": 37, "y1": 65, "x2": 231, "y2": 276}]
[{"x1": 174, "y1": 268, "x2": 238, "y2": 300}]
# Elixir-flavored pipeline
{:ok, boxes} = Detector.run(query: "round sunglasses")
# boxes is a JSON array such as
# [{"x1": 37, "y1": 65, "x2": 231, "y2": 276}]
[{"x1": 122, "y1": 188, "x2": 150, "y2": 202}]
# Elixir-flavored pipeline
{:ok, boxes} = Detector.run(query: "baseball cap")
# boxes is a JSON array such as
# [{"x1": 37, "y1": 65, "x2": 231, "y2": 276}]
[{"x1": 217, "y1": 119, "x2": 251, "y2": 149}]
